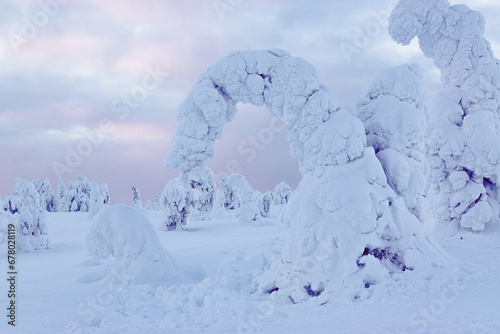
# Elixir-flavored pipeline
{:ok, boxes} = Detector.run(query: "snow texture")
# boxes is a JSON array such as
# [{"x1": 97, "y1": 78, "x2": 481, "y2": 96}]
[
  {"x1": 355, "y1": 63, "x2": 428, "y2": 222},
  {"x1": 3, "y1": 178, "x2": 49, "y2": 251},
  {"x1": 389, "y1": 0, "x2": 500, "y2": 231},
  {"x1": 165, "y1": 49, "x2": 461, "y2": 302},
  {"x1": 84, "y1": 204, "x2": 178, "y2": 285}
]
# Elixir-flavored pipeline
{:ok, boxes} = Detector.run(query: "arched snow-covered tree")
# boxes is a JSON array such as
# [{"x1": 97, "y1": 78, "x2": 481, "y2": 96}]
[
  {"x1": 389, "y1": 0, "x2": 500, "y2": 231},
  {"x1": 164, "y1": 49, "x2": 460, "y2": 302},
  {"x1": 355, "y1": 63, "x2": 428, "y2": 222}
]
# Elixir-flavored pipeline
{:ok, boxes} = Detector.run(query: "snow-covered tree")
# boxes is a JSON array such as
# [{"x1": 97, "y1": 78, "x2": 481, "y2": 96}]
[
  {"x1": 355, "y1": 63, "x2": 428, "y2": 222},
  {"x1": 131, "y1": 186, "x2": 142, "y2": 211},
  {"x1": 85, "y1": 204, "x2": 177, "y2": 285},
  {"x1": 164, "y1": 49, "x2": 460, "y2": 302},
  {"x1": 153, "y1": 198, "x2": 161, "y2": 211},
  {"x1": 273, "y1": 182, "x2": 292, "y2": 205},
  {"x1": 212, "y1": 189, "x2": 226, "y2": 216},
  {"x1": 4, "y1": 178, "x2": 49, "y2": 251},
  {"x1": 56, "y1": 177, "x2": 65, "y2": 211},
  {"x1": 220, "y1": 173, "x2": 253, "y2": 210},
  {"x1": 59, "y1": 174, "x2": 92, "y2": 212},
  {"x1": 161, "y1": 178, "x2": 191, "y2": 231},
  {"x1": 183, "y1": 166, "x2": 215, "y2": 212},
  {"x1": 144, "y1": 200, "x2": 153, "y2": 211},
  {"x1": 88, "y1": 181, "x2": 109, "y2": 218},
  {"x1": 258, "y1": 191, "x2": 272, "y2": 218},
  {"x1": 389, "y1": 1, "x2": 500, "y2": 231},
  {"x1": 32, "y1": 178, "x2": 56, "y2": 212}
]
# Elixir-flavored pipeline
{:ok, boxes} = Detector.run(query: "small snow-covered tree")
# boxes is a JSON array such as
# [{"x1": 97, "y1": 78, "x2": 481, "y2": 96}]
[
  {"x1": 131, "y1": 187, "x2": 142, "y2": 211},
  {"x1": 257, "y1": 191, "x2": 272, "y2": 218},
  {"x1": 183, "y1": 166, "x2": 215, "y2": 212},
  {"x1": 5, "y1": 178, "x2": 49, "y2": 251},
  {"x1": 85, "y1": 204, "x2": 177, "y2": 284},
  {"x1": 56, "y1": 177, "x2": 65, "y2": 211},
  {"x1": 144, "y1": 200, "x2": 153, "y2": 211},
  {"x1": 60, "y1": 174, "x2": 92, "y2": 212},
  {"x1": 161, "y1": 178, "x2": 191, "y2": 231},
  {"x1": 32, "y1": 178, "x2": 56, "y2": 212},
  {"x1": 153, "y1": 198, "x2": 161, "y2": 211},
  {"x1": 212, "y1": 189, "x2": 226, "y2": 216},
  {"x1": 220, "y1": 173, "x2": 253, "y2": 210},
  {"x1": 355, "y1": 63, "x2": 428, "y2": 222},
  {"x1": 89, "y1": 182, "x2": 109, "y2": 218},
  {"x1": 389, "y1": 1, "x2": 500, "y2": 231},
  {"x1": 273, "y1": 182, "x2": 292, "y2": 205}
]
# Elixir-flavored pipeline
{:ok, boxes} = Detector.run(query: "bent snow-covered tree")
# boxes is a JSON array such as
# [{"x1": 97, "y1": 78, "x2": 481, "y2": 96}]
[
  {"x1": 389, "y1": 1, "x2": 500, "y2": 231},
  {"x1": 164, "y1": 49, "x2": 460, "y2": 302},
  {"x1": 355, "y1": 63, "x2": 428, "y2": 222}
]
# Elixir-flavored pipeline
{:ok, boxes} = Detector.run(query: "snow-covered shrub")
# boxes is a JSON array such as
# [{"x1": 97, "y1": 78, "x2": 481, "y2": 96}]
[
  {"x1": 4, "y1": 178, "x2": 49, "y2": 251},
  {"x1": 355, "y1": 63, "x2": 428, "y2": 222},
  {"x1": 220, "y1": 173, "x2": 253, "y2": 210},
  {"x1": 153, "y1": 198, "x2": 161, "y2": 211},
  {"x1": 212, "y1": 189, "x2": 226, "y2": 216},
  {"x1": 161, "y1": 178, "x2": 191, "y2": 231},
  {"x1": 183, "y1": 166, "x2": 215, "y2": 212},
  {"x1": 84, "y1": 204, "x2": 177, "y2": 285},
  {"x1": 144, "y1": 200, "x2": 153, "y2": 211},
  {"x1": 164, "y1": 49, "x2": 460, "y2": 302},
  {"x1": 239, "y1": 200, "x2": 261, "y2": 224},
  {"x1": 273, "y1": 182, "x2": 292, "y2": 205},
  {"x1": 131, "y1": 187, "x2": 142, "y2": 211},
  {"x1": 389, "y1": 1, "x2": 500, "y2": 231},
  {"x1": 32, "y1": 178, "x2": 56, "y2": 212}
]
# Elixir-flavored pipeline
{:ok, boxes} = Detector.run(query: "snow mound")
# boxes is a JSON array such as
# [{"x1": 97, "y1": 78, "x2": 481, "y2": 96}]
[{"x1": 84, "y1": 204, "x2": 178, "y2": 285}]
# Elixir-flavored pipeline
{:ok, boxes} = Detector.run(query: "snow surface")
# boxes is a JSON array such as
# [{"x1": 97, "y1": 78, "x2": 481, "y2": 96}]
[{"x1": 1, "y1": 211, "x2": 499, "y2": 333}]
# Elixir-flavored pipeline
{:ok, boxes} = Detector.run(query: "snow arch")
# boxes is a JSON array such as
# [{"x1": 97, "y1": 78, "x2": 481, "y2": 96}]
[
  {"x1": 164, "y1": 49, "x2": 365, "y2": 177},
  {"x1": 165, "y1": 49, "x2": 461, "y2": 303}
]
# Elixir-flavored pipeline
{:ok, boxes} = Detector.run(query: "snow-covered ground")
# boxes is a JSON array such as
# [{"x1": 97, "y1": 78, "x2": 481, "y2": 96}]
[{"x1": 1, "y1": 209, "x2": 499, "y2": 334}]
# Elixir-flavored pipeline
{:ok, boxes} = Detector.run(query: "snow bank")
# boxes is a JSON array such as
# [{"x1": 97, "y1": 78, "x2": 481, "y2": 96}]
[
  {"x1": 389, "y1": 1, "x2": 500, "y2": 231},
  {"x1": 355, "y1": 64, "x2": 428, "y2": 221},
  {"x1": 84, "y1": 204, "x2": 178, "y2": 285}
]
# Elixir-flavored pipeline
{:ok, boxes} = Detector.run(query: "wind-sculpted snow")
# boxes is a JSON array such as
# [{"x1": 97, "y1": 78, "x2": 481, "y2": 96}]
[
  {"x1": 390, "y1": 0, "x2": 500, "y2": 231},
  {"x1": 355, "y1": 64, "x2": 428, "y2": 222},
  {"x1": 165, "y1": 49, "x2": 461, "y2": 302},
  {"x1": 85, "y1": 204, "x2": 178, "y2": 285}
]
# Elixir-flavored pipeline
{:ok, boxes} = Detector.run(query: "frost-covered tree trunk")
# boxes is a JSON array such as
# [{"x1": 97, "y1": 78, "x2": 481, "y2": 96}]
[
  {"x1": 355, "y1": 63, "x2": 428, "y2": 222},
  {"x1": 131, "y1": 186, "x2": 142, "y2": 211},
  {"x1": 164, "y1": 49, "x2": 460, "y2": 302},
  {"x1": 389, "y1": 0, "x2": 500, "y2": 231}
]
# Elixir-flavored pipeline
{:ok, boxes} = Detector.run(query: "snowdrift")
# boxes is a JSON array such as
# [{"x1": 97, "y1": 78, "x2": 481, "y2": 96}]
[{"x1": 84, "y1": 204, "x2": 178, "y2": 285}]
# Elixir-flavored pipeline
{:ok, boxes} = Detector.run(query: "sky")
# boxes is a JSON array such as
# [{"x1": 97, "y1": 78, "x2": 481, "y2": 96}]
[{"x1": 1, "y1": 0, "x2": 500, "y2": 205}]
